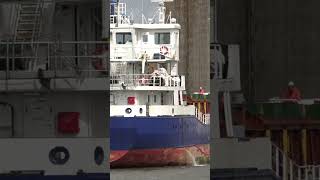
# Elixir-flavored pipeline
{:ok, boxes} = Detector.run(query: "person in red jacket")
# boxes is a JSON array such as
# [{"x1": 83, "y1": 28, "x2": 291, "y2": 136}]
[{"x1": 281, "y1": 81, "x2": 302, "y2": 101}]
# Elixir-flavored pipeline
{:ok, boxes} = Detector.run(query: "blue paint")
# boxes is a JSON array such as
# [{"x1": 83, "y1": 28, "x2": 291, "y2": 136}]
[
  {"x1": 0, "y1": 173, "x2": 109, "y2": 180},
  {"x1": 110, "y1": 116, "x2": 210, "y2": 150}
]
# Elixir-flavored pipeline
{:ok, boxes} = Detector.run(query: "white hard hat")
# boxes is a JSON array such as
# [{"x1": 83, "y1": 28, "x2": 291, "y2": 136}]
[{"x1": 288, "y1": 81, "x2": 294, "y2": 86}]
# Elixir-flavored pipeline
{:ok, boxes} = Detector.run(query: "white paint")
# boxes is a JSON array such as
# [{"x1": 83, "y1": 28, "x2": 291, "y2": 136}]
[
  {"x1": 149, "y1": 105, "x2": 195, "y2": 117},
  {"x1": 0, "y1": 138, "x2": 109, "y2": 175},
  {"x1": 111, "y1": 105, "x2": 147, "y2": 117}
]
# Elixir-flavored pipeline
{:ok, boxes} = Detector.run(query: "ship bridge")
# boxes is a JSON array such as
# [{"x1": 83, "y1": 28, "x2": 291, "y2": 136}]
[{"x1": 109, "y1": 0, "x2": 182, "y2": 91}]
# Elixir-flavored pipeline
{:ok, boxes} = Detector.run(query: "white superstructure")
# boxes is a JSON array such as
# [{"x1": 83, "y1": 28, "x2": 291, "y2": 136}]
[
  {"x1": 110, "y1": 0, "x2": 208, "y2": 123},
  {"x1": 0, "y1": 0, "x2": 109, "y2": 176}
]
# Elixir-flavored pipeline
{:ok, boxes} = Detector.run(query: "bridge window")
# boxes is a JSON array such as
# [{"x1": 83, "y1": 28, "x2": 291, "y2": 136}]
[
  {"x1": 155, "y1": 33, "x2": 170, "y2": 44},
  {"x1": 143, "y1": 34, "x2": 148, "y2": 43},
  {"x1": 116, "y1": 33, "x2": 132, "y2": 44}
]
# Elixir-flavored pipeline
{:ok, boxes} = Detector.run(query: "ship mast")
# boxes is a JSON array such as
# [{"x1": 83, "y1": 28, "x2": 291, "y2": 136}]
[
  {"x1": 116, "y1": 0, "x2": 120, "y2": 27},
  {"x1": 151, "y1": 0, "x2": 173, "y2": 24}
]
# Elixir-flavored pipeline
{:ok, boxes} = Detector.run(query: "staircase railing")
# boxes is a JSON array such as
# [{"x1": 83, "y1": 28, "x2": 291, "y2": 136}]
[
  {"x1": 272, "y1": 143, "x2": 320, "y2": 180},
  {"x1": 195, "y1": 108, "x2": 210, "y2": 124}
]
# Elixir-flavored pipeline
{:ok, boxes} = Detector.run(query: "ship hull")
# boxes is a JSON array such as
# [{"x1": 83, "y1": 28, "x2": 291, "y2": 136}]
[{"x1": 110, "y1": 116, "x2": 210, "y2": 168}]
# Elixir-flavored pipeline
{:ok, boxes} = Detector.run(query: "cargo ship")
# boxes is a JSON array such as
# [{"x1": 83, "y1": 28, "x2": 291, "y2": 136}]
[
  {"x1": 0, "y1": 0, "x2": 109, "y2": 179},
  {"x1": 110, "y1": 0, "x2": 210, "y2": 168}
]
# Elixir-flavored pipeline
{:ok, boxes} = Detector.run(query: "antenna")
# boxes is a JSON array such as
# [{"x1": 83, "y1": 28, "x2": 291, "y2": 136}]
[
  {"x1": 116, "y1": 0, "x2": 120, "y2": 27},
  {"x1": 151, "y1": 0, "x2": 174, "y2": 24}
]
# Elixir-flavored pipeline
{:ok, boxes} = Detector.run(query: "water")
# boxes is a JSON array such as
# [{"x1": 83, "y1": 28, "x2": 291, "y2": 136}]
[{"x1": 111, "y1": 165, "x2": 210, "y2": 180}]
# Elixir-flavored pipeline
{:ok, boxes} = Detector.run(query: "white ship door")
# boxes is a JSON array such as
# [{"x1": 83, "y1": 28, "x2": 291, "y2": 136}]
[{"x1": 23, "y1": 96, "x2": 54, "y2": 137}]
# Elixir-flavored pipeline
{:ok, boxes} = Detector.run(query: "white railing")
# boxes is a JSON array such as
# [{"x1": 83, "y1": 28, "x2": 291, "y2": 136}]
[
  {"x1": 272, "y1": 143, "x2": 320, "y2": 180},
  {"x1": 110, "y1": 45, "x2": 178, "y2": 61},
  {"x1": 110, "y1": 74, "x2": 183, "y2": 88},
  {"x1": 0, "y1": 41, "x2": 108, "y2": 78},
  {"x1": 195, "y1": 108, "x2": 210, "y2": 125}
]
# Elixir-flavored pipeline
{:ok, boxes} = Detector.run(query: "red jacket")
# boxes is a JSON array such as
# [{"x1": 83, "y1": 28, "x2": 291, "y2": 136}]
[{"x1": 282, "y1": 87, "x2": 301, "y2": 100}]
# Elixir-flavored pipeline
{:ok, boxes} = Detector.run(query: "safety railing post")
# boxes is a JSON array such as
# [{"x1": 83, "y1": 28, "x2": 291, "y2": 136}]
[
  {"x1": 276, "y1": 149, "x2": 280, "y2": 176},
  {"x1": 289, "y1": 160, "x2": 293, "y2": 180},
  {"x1": 313, "y1": 166, "x2": 316, "y2": 180},
  {"x1": 283, "y1": 153, "x2": 287, "y2": 180}
]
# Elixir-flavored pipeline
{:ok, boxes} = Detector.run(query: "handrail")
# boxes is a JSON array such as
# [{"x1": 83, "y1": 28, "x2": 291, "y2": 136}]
[
  {"x1": 110, "y1": 45, "x2": 178, "y2": 60},
  {"x1": 110, "y1": 74, "x2": 183, "y2": 88},
  {"x1": 271, "y1": 142, "x2": 320, "y2": 180},
  {"x1": 0, "y1": 41, "x2": 109, "y2": 78},
  {"x1": 195, "y1": 108, "x2": 210, "y2": 125}
]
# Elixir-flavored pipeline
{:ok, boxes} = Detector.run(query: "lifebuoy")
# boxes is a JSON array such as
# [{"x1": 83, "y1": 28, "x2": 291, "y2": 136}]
[
  {"x1": 139, "y1": 77, "x2": 147, "y2": 85},
  {"x1": 160, "y1": 46, "x2": 169, "y2": 55},
  {"x1": 92, "y1": 46, "x2": 108, "y2": 72}
]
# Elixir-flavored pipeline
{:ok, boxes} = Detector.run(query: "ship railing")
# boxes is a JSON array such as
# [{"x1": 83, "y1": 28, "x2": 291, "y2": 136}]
[
  {"x1": 271, "y1": 143, "x2": 320, "y2": 180},
  {"x1": 110, "y1": 45, "x2": 178, "y2": 61},
  {"x1": 195, "y1": 108, "x2": 210, "y2": 125},
  {"x1": 110, "y1": 74, "x2": 184, "y2": 88},
  {"x1": 0, "y1": 41, "x2": 109, "y2": 79}
]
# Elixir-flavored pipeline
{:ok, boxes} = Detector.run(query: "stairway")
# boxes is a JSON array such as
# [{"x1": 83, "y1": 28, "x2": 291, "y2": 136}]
[{"x1": 14, "y1": 0, "x2": 44, "y2": 42}]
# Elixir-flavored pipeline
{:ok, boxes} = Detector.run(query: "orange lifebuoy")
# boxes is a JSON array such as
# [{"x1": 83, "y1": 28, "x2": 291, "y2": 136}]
[
  {"x1": 160, "y1": 46, "x2": 169, "y2": 55},
  {"x1": 139, "y1": 77, "x2": 147, "y2": 85}
]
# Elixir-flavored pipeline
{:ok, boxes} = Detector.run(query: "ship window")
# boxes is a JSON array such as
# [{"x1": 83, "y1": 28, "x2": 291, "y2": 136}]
[
  {"x1": 148, "y1": 95, "x2": 150, "y2": 103},
  {"x1": 154, "y1": 95, "x2": 157, "y2": 103},
  {"x1": 116, "y1": 33, "x2": 132, "y2": 44},
  {"x1": 143, "y1": 34, "x2": 148, "y2": 42},
  {"x1": 155, "y1": 33, "x2": 170, "y2": 44}
]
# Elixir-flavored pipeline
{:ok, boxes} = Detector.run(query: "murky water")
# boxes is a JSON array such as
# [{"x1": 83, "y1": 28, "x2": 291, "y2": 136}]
[{"x1": 111, "y1": 165, "x2": 210, "y2": 180}]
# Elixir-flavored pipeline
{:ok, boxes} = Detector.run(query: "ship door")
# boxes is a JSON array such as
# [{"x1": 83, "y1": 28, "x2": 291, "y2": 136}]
[{"x1": 23, "y1": 96, "x2": 54, "y2": 137}]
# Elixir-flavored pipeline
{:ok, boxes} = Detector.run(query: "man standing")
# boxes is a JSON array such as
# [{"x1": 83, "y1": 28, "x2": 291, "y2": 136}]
[{"x1": 281, "y1": 81, "x2": 302, "y2": 101}]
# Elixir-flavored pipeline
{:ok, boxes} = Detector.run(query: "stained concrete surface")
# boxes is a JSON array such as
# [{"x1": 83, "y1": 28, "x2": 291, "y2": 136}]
[{"x1": 111, "y1": 165, "x2": 210, "y2": 180}]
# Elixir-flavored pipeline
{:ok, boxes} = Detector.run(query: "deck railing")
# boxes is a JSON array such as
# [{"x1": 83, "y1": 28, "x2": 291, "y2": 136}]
[
  {"x1": 195, "y1": 108, "x2": 210, "y2": 125},
  {"x1": 272, "y1": 143, "x2": 320, "y2": 180},
  {"x1": 110, "y1": 45, "x2": 178, "y2": 61},
  {"x1": 0, "y1": 41, "x2": 109, "y2": 78},
  {"x1": 110, "y1": 74, "x2": 184, "y2": 88}
]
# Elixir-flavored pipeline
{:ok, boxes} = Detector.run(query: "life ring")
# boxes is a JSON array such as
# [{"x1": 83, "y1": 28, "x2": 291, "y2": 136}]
[
  {"x1": 92, "y1": 46, "x2": 108, "y2": 71},
  {"x1": 49, "y1": 146, "x2": 70, "y2": 165},
  {"x1": 160, "y1": 46, "x2": 169, "y2": 55},
  {"x1": 138, "y1": 77, "x2": 148, "y2": 85}
]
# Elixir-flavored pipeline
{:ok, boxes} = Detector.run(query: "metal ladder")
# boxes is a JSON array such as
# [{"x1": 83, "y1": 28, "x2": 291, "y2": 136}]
[
  {"x1": 14, "y1": 0, "x2": 44, "y2": 42},
  {"x1": 13, "y1": 0, "x2": 45, "y2": 71}
]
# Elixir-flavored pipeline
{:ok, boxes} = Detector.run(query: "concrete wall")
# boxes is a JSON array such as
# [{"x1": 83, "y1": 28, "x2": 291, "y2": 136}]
[
  {"x1": 166, "y1": 0, "x2": 210, "y2": 93},
  {"x1": 211, "y1": 138, "x2": 272, "y2": 170},
  {"x1": 215, "y1": 0, "x2": 320, "y2": 101}
]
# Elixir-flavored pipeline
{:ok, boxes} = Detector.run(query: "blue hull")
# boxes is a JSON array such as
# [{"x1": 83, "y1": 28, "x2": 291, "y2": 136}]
[
  {"x1": 110, "y1": 116, "x2": 210, "y2": 150},
  {"x1": 0, "y1": 174, "x2": 109, "y2": 180}
]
